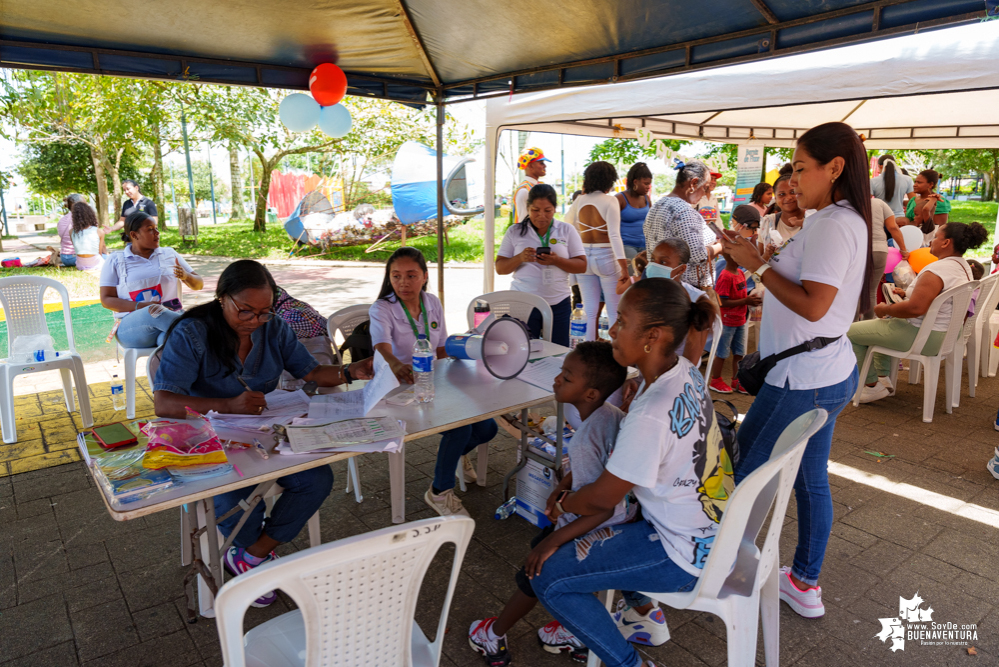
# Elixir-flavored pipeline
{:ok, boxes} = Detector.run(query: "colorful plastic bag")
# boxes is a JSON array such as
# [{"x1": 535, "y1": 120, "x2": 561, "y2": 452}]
[{"x1": 142, "y1": 408, "x2": 229, "y2": 469}]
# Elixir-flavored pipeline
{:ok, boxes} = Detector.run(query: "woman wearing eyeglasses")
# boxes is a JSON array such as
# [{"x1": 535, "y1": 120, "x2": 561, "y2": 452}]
[{"x1": 152, "y1": 259, "x2": 373, "y2": 607}]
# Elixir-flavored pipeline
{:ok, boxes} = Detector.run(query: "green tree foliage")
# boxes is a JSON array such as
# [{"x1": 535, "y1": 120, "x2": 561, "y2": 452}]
[
  {"x1": 928, "y1": 149, "x2": 999, "y2": 201},
  {"x1": 17, "y1": 140, "x2": 146, "y2": 202},
  {"x1": 165, "y1": 158, "x2": 230, "y2": 206}
]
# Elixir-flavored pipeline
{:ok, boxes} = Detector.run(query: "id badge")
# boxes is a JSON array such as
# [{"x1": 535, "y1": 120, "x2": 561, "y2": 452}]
[{"x1": 542, "y1": 268, "x2": 556, "y2": 285}]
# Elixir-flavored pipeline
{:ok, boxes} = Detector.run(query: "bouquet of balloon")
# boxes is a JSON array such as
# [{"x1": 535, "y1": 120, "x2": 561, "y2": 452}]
[
  {"x1": 884, "y1": 225, "x2": 937, "y2": 291},
  {"x1": 278, "y1": 63, "x2": 353, "y2": 138}
]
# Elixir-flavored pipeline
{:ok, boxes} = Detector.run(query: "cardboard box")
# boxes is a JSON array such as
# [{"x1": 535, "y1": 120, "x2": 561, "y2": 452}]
[{"x1": 515, "y1": 457, "x2": 555, "y2": 528}]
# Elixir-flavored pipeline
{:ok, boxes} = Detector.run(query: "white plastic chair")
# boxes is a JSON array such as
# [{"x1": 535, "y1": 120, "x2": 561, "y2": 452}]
[
  {"x1": 587, "y1": 409, "x2": 828, "y2": 667},
  {"x1": 953, "y1": 273, "x2": 999, "y2": 405},
  {"x1": 115, "y1": 284, "x2": 182, "y2": 419},
  {"x1": 0, "y1": 276, "x2": 93, "y2": 443},
  {"x1": 853, "y1": 281, "x2": 978, "y2": 423},
  {"x1": 466, "y1": 290, "x2": 553, "y2": 342},
  {"x1": 326, "y1": 304, "x2": 372, "y2": 503},
  {"x1": 215, "y1": 515, "x2": 474, "y2": 667},
  {"x1": 702, "y1": 314, "x2": 723, "y2": 381}
]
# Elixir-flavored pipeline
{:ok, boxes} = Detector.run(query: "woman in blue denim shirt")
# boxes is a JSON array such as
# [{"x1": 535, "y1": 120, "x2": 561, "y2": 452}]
[{"x1": 153, "y1": 260, "x2": 373, "y2": 607}]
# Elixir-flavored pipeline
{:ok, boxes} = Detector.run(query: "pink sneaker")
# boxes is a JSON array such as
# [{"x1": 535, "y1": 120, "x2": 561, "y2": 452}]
[
  {"x1": 778, "y1": 566, "x2": 824, "y2": 618},
  {"x1": 709, "y1": 377, "x2": 733, "y2": 394}
]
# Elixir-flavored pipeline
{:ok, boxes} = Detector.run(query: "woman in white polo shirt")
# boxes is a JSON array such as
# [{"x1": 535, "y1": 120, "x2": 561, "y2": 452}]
[
  {"x1": 721, "y1": 121, "x2": 872, "y2": 620},
  {"x1": 100, "y1": 211, "x2": 204, "y2": 348},
  {"x1": 369, "y1": 247, "x2": 497, "y2": 518},
  {"x1": 496, "y1": 184, "x2": 586, "y2": 346}
]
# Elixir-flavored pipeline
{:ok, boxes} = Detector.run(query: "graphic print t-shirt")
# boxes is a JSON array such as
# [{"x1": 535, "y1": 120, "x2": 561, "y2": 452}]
[{"x1": 605, "y1": 357, "x2": 734, "y2": 577}]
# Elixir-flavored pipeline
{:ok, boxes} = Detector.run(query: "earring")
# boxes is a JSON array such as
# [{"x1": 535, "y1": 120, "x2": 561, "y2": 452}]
[{"x1": 644, "y1": 344, "x2": 652, "y2": 354}]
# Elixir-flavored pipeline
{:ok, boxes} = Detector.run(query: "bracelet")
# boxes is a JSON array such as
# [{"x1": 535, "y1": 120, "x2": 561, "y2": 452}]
[{"x1": 343, "y1": 363, "x2": 354, "y2": 385}]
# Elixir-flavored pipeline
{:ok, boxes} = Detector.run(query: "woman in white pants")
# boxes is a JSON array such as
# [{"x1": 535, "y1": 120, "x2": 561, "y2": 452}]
[{"x1": 564, "y1": 161, "x2": 630, "y2": 341}]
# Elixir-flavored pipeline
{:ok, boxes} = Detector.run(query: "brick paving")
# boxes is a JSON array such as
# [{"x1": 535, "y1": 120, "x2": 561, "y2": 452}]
[{"x1": 1, "y1": 358, "x2": 997, "y2": 667}]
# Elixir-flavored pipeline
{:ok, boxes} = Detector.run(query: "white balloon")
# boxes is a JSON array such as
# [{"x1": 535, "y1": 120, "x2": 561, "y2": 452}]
[
  {"x1": 900, "y1": 225, "x2": 924, "y2": 252},
  {"x1": 318, "y1": 104, "x2": 352, "y2": 138},
  {"x1": 279, "y1": 93, "x2": 320, "y2": 133}
]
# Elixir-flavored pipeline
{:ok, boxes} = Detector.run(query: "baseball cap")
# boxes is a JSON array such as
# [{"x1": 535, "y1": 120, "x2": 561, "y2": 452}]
[
  {"x1": 731, "y1": 204, "x2": 762, "y2": 228},
  {"x1": 518, "y1": 147, "x2": 551, "y2": 169},
  {"x1": 709, "y1": 170, "x2": 723, "y2": 179}
]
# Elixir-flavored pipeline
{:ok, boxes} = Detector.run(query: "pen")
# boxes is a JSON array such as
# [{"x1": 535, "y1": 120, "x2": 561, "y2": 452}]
[
  {"x1": 233, "y1": 464, "x2": 244, "y2": 478},
  {"x1": 237, "y1": 376, "x2": 252, "y2": 392},
  {"x1": 252, "y1": 438, "x2": 270, "y2": 460}
]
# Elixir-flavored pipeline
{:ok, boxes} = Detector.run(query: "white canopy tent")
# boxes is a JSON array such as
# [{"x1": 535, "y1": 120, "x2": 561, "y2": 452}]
[{"x1": 481, "y1": 21, "x2": 999, "y2": 291}]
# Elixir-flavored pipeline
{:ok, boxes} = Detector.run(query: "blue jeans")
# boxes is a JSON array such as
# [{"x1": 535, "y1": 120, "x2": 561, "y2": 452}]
[
  {"x1": 60, "y1": 254, "x2": 77, "y2": 267},
  {"x1": 717, "y1": 323, "x2": 747, "y2": 359},
  {"x1": 528, "y1": 296, "x2": 571, "y2": 347},
  {"x1": 116, "y1": 307, "x2": 183, "y2": 348},
  {"x1": 214, "y1": 466, "x2": 334, "y2": 547},
  {"x1": 733, "y1": 368, "x2": 858, "y2": 586},
  {"x1": 433, "y1": 419, "x2": 498, "y2": 492},
  {"x1": 532, "y1": 519, "x2": 697, "y2": 667}
]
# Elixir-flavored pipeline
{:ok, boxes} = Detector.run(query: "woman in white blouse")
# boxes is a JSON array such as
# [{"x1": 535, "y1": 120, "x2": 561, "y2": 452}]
[{"x1": 564, "y1": 161, "x2": 630, "y2": 341}]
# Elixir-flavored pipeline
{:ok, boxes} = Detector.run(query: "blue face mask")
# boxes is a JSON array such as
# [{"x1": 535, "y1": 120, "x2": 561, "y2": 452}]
[{"x1": 645, "y1": 262, "x2": 683, "y2": 280}]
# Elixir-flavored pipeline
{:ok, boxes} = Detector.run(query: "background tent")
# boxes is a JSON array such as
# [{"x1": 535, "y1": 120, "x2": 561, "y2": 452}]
[
  {"x1": 391, "y1": 141, "x2": 483, "y2": 225},
  {"x1": 481, "y1": 20, "x2": 999, "y2": 291}
]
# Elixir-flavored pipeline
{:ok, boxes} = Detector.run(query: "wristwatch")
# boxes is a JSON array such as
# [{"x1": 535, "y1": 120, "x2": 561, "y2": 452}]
[
  {"x1": 752, "y1": 263, "x2": 771, "y2": 283},
  {"x1": 555, "y1": 489, "x2": 571, "y2": 514},
  {"x1": 343, "y1": 363, "x2": 354, "y2": 385}
]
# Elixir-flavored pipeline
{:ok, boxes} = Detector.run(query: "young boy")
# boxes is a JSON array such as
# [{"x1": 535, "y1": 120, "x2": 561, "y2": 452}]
[
  {"x1": 709, "y1": 249, "x2": 760, "y2": 394},
  {"x1": 469, "y1": 342, "x2": 665, "y2": 665}
]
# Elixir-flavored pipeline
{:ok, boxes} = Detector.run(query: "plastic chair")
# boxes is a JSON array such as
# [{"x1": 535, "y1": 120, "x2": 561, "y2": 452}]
[
  {"x1": 702, "y1": 314, "x2": 722, "y2": 380},
  {"x1": 853, "y1": 281, "x2": 978, "y2": 423},
  {"x1": 466, "y1": 290, "x2": 553, "y2": 342},
  {"x1": 115, "y1": 283, "x2": 182, "y2": 419},
  {"x1": 953, "y1": 273, "x2": 999, "y2": 405},
  {"x1": 215, "y1": 515, "x2": 474, "y2": 667},
  {"x1": 0, "y1": 276, "x2": 93, "y2": 443},
  {"x1": 586, "y1": 409, "x2": 828, "y2": 667}
]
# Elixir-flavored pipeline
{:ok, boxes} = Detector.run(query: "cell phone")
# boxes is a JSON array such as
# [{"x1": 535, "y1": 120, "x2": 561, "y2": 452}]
[
  {"x1": 536, "y1": 246, "x2": 552, "y2": 255},
  {"x1": 706, "y1": 220, "x2": 727, "y2": 240},
  {"x1": 93, "y1": 423, "x2": 138, "y2": 450}
]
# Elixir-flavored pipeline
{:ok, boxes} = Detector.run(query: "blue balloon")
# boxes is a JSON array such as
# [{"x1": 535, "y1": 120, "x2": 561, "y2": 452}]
[
  {"x1": 279, "y1": 93, "x2": 320, "y2": 132},
  {"x1": 318, "y1": 104, "x2": 352, "y2": 138}
]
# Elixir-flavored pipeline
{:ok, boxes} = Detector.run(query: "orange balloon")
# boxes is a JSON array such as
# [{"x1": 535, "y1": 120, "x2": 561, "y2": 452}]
[
  {"x1": 309, "y1": 63, "x2": 347, "y2": 107},
  {"x1": 908, "y1": 247, "x2": 939, "y2": 273}
]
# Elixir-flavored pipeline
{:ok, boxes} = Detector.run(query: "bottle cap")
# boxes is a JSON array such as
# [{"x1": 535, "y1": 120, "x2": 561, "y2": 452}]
[
  {"x1": 418, "y1": 334, "x2": 427, "y2": 340},
  {"x1": 474, "y1": 300, "x2": 490, "y2": 313}
]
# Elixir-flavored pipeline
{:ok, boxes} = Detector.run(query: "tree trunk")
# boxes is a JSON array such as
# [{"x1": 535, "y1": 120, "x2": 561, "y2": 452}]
[
  {"x1": 109, "y1": 148, "x2": 124, "y2": 228},
  {"x1": 229, "y1": 141, "x2": 246, "y2": 220},
  {"x1": 90, "y1": 148, "x2": 110, "y2": 226},
  {"x1": 151, "y1": 122, "x2": 166, "y2": 229},
  {"x1": 253, "y1": 155, "x2": 273, "y2": 233}
]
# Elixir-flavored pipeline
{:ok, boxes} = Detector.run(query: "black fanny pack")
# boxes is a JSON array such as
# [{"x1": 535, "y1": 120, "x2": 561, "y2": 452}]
[{"x1": 736, "y1": 336, "x2": 841, "y2": 396}]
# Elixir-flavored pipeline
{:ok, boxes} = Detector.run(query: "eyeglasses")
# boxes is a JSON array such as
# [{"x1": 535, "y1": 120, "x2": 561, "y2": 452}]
[{"x1": 227, "y1": 296, "x2": 274, "y2": 322}]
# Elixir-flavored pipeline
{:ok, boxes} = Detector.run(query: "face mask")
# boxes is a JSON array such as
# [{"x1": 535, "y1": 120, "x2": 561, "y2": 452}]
[{"x1": 645, "y1": 262, "x2": 674, "y2": 280}]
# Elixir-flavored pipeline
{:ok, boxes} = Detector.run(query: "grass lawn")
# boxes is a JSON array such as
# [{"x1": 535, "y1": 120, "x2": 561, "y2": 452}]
[{"x1": 1, "y1": 265, "x2": 100, "y2": 300}]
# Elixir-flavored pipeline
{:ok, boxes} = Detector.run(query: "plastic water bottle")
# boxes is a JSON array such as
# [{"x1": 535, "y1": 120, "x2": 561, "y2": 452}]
[
  {"x1": 569, "y1": 304, "x2": 587, "y2": 348},
  {"x1": 110, "y1": 374, "x2": 126, "y2": 411},
  {"x1": 473, "y1": 300, "x2": 491, "y2": 328},
  {"x1": 495, "y1": 496, "x2": 519, "y2": 520},
  {"x1": 412, "y1": 335, "x2": 435, "y2": 403},
  {"x1": 598, "y1": 314, "x2": 610, "y2": 340}
]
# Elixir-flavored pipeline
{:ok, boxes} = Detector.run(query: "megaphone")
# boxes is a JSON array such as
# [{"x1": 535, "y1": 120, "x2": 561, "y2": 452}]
[{"x1": 444, "y1": 316, "x2": 531, "y2": 380}]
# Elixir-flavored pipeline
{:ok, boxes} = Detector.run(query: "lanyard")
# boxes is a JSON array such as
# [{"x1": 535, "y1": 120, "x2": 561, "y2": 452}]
[
  {"x1": 533, "y1": 222, "x2": 554, "y2": 247},
  {"x1": 401, "y1": 294, "x2": 430, "y2": 338}
]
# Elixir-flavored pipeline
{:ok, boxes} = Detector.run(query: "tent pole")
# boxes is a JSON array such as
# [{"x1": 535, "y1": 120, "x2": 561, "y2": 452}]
[
  {"x1": 435, "y1": 94, "x2": 446, "y2": 307},
  {"x1": 484, "y1": 127, "x2": 497, "y2": 293}
]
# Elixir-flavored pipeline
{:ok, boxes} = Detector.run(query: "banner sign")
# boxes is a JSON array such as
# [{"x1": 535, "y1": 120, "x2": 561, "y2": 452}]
[{"x1": 732, "y1": 146, "x2": 763, "y2": 207}]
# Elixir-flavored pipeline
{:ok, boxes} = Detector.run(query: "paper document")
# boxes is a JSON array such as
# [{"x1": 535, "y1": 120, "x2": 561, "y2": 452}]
[
  {"x1": 285, "y1": 417, "x2": 406, "y2": 453},
  {"x1": 308, "y1": 390, "x2": 365, "y2": 420},
  {"x1": 209, "y1": 389, "x2": 310, "y2": 421},
  {"x1": 362, "y1": 351, "x2": 400, "y2": 415},
  {"x1": 515, "y1": 355, "x2": 566, "y2": 391},
  {"x1": 275, "y1": 437, "x2": 402, "y2": 456}
]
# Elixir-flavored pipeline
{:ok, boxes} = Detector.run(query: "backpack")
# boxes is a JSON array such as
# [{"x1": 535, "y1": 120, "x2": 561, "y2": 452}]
[
  {"x1": 338, "y1": 320, "x2": 373, "y2": 363},
  {"x1": 712, "y1": 399, "x2": 741, "y2": 467}
]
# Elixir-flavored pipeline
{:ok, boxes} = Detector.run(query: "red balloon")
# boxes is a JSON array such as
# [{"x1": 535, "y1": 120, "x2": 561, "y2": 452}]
[{"x1": 309, "y1": 63, "x2": 347, "y2": 107}]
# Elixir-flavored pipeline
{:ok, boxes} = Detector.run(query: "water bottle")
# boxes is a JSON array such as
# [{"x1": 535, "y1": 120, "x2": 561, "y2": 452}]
[
  {"x1": 598, "y1": 314, "x2": 610, "y2": 340},
  {"x1": 569, "y1": 304, "x2": 587, "y2": 348},
  {"x1": 110, "y1": 374, "x2": 126, "y2": 411},
  {"x1": 495, "y1": 496, "x2": 519, "y2": 520},
  {"x1": 473, "y1": 300, "x2": 491, "y2": 328},
  {"x1": 412, "y1": 335, "x2": 435, "y2": 403}
]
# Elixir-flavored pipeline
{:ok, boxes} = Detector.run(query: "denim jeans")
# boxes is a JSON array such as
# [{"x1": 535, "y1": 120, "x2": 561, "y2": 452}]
[
  {"x1": 532, "y1": 520, "x2": 697, "y2": 667},
  {"x1": 432, "y1": 419, "x2": 498, "y2": 492},
  {"x1": 60, "y1": 254, "x2": 77, "y2": 267},
  {"x1": 733, "y1": 368, "x2": 858, "y2": 586},
  {"x1": 578, "y1": 246, "x2": 622, "y2": 341},
  {"x1": 214, "y1": 466, "x2": 334, "y2": 547},
  {"x1": 116, "y1": 307, "x2": 183, "y2": 348},
  {"x1": 528, "y1": 296, "x2": 571, "y2": 347}
]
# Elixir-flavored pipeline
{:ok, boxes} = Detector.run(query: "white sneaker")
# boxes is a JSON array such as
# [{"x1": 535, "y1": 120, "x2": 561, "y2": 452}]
[
  {"x1": 424, "y1": 486, "x2": 470, "y2": 517},
  {"x1": 537, "y1": 621, "x2": 588, "y2": 661},
  {"x1": 878, "y1": 376, "x2": 895, "y2": 394},
  {"x1": 858, "y1": 383, "x2": 890, "y2": 404},
  {"x1": 778, "y1": 566, "x2": 824, "y2": 618},
  {"x1": 612, "y1": 599, "x2": 670, "y2": 646},
  {"x1": 459, "y1": 454, "x2": 478, "y2": 484},
  {"x1": 987, "y1": 448, "x2": 999, "y2": 481}
]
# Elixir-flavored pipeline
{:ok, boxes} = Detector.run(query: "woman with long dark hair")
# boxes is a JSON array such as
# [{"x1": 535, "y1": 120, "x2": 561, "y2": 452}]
[
  {"x1": 748, "y1": 181, "x2": 774, "y2": 216},
  {"x1": 70, "y1": 201, "x2": 107, "y2": 272},
  {"x1": 100, "y1": 211, "x2": 204, "y2": 348},
  {"x1": 565, "y1": 161, "x2": 630, "y2": 341},
  {"x1": 721, "y1": 121, "x2": 871, "y2": 619},
  {"x1": 758, "y1": 165, "x2": 805, "y2": 257},
  {"x1": 56, "y1": 194, "x2": 85, "y2": 267},
  {"x1": 496, "y1": 184, "x2": 586, "y2": 346},
  {"x1": 153, "y1": 260, "x2": 373, "y2": 606},
  {"x1": 370, "y1": 247, "x2": 498, "y2": 516},
  {"x1": 870, "y1": 154, "x2": 914, "y2": 217},
  {"x1": 616, "y1": 162, "x2": 653, "y2": 264}
]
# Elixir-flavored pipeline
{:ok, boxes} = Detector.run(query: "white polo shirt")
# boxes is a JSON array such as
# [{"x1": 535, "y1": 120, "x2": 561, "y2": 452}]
[
  {"x1": 498, "y1": 220, "x2": 584, "y2": 305},
  {"x1": 369, "y1": 292, "x2": 448, "y2": 364}
]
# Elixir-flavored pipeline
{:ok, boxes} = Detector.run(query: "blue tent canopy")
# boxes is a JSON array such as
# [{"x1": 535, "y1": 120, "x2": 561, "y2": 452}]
[{"x1": 1, "y1": 0, "x2": 990, "y2": 105}]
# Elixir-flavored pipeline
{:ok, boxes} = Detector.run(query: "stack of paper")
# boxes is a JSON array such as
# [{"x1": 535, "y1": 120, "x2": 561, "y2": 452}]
[
  {"x1": 207, "y1": 389, "x2": 311, "y2": 432},
  {"x1": 285, "y1": 417, "x2": 406, "y2": 453},
  {"x1": 515, "y1": 356, "x2": 566, "y2": 391}
]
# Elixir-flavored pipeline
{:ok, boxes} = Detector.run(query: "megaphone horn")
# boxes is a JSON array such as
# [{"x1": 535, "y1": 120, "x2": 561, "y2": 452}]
[{"x1": 445, "y1": 317, "x2": 531, "y2": 380}]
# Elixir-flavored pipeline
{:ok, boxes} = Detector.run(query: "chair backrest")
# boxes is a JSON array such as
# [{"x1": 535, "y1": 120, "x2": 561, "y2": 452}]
[
  {"x1": 0, "y1": 276, "x2": 77, "y2": 357},
  {"x1": 701, "y1": 314, "x2": 723, "y2": 375},
  {"x1": 147, "y1": 347, "x2": 163, "y2": 386},
  {"x1": 215, "y1": 515, "x2": 474, "y2": 667},
  {"x1": 911, "y1": 280, "x2": 979, "y2": 358},
  {"x1": 968, "y1": 272, "x2": 999, "y2": 336},
  {"x1": 327, "y1": 304, "x2": 372, "y2": 365},
  {"x1": 693, "y1": 409, "x2": 828, "y2": 602},
  {"x1": 465, "y1": 290, "x2": 553, "y2": 341}
]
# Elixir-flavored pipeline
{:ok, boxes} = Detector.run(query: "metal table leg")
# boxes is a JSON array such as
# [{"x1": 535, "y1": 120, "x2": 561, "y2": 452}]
[{"x1": 388, "y1": 445, "x2": 406, "y2": 524}]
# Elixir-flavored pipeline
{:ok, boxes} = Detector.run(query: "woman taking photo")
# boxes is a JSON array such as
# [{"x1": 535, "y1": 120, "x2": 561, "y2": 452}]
[
  {"x1": 496, "y1": 184, "x2": 586, "y2": 346},
  {"x1": 757, "y1": 166, "x2": 805, "y2": 257},
  {"x1": 721, "y1": 121, "x2": 871, "y2": 620},
  {"x1": 100, "y1": 211, "x2": 204, "y2": 349},
  {"x1": 748, "y1": 181, "x2": 774, "y2": 216},
  {"x1": 565, "y1": 161, "x2": 630, "y2": 341},
  {"x1": 153, "y1": 260, "x2": 372, "y2": 607},
  {"x1": 616, "y1": 162, "x2": 653, "y2": 265},
  {"x1": 849, "y1": 221, "x2": 987, "y2": 403},
  {"x1": 530, "y1": 279, "x2": 724, "y2": 667},
  {"x1": 643, "y1": 160, "x2": 715, "y2": 288},
  {"x1": 70, "y1": 201, "x2": 107, "y2": 272},
  {"x1": 369, "y1": 247, "x2": 497, "y2": 517},
  {"x1": 902, "y1": 169, "x2": 951, "y2": 245}
]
